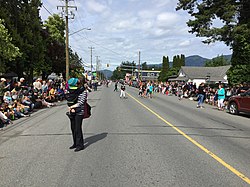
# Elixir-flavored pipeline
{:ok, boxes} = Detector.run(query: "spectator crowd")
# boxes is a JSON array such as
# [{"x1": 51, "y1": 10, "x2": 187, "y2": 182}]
[
  {"x1": 0, "y1": 77, "x2": 66, "y2": 128},
  {"x1": 129, "y1": 80, "x2": 249, "y2": 110}
]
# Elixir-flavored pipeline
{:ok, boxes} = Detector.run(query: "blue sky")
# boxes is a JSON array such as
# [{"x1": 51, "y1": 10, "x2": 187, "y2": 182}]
[{"x1": 40, "y1": 0, "x2": 232, "y2": 70}]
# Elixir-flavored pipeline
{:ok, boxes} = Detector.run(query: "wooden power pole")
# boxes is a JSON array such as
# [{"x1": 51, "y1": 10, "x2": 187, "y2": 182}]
[
  {"x1": 89, "y1": 47, "x2": 94, "y2": 73},
  {"x1": 138, "y1": 51, "x2": 141, "y2": 81},
  {"x1": 57, "y1": 0, "x2": 76, "y2": 81}
]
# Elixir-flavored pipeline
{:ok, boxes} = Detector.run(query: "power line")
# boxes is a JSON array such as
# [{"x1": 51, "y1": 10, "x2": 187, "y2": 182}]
[
  {"x1": 42, "y1": 4, "x2": 53, "y2": 16},
  {"x1": 81, "y1": 35, "x2": 122, "y2": 56}
]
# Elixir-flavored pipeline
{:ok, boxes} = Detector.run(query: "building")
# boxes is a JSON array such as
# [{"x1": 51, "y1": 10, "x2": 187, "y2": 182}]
[{"x1": 169, "y1": 65, "x2": 231, "y2": 86}]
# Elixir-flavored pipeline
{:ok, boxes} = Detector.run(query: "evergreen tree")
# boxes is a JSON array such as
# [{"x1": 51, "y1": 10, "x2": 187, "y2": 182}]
[
  {"x1": 173, "y1": 55, "x2": 177, "y2": 68},
  {"x1": 26, "y1": 0, "x2": 46, "y2": 81},
  {"x1": 176, "y1": 55, "x2": 179, "y2": 68},
  {"x1": 141, "y1": 62, "x2": 148, "y2": 70},
  {"x1": 205, "y1": 55, "x2": 230, "y2": 67},
  {"x1": 158, "y1": 56, "x2": 169, "y2": 81},
  {"x1": 173, "y1": 54, "x2": 185, "y2": 70},
  {"x1": 180, "y1": 54, "x2": 185, "y2": 66},
  {"x1": 176, "y1": 0, "x2": 250, "y2": 84}
]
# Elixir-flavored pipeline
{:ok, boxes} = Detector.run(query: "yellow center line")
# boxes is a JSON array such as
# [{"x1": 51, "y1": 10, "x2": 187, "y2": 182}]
[{"x1": 127, "y1": 93, "x2": 250, "y2": 184}]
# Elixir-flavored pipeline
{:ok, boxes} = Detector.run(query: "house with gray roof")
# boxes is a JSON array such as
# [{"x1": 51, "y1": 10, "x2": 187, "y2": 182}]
[{"x1": 169, "y1": 65, "x2": 231, "y2": 86}]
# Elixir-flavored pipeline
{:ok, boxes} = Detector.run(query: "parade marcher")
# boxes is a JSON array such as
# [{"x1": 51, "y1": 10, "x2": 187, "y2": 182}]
[
  {"x1": 120, "y1": 82, "x2": 126, "y2": 98},
  {"x1": 65, "y1": 78, "x2": 87, "y2": 152}
]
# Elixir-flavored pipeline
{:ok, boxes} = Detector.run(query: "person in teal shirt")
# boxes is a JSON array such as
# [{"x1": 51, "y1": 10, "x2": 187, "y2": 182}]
[
  {"x1": 217, "y1": 84, "x2": 225, "y2": 110},
  {"x1": 149, "y1": 83, "x2": 153, "y2": 98}
]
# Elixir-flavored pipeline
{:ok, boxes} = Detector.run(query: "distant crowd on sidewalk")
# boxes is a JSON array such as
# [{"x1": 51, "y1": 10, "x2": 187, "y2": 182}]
[{"x1": 126, "y1": 80, "x2": 249, "y2": 110}]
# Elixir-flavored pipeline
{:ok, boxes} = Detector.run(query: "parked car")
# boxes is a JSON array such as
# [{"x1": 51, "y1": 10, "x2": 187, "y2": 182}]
[{"x1": 227, "y1": 90, "x2": 250, "y2": 115}]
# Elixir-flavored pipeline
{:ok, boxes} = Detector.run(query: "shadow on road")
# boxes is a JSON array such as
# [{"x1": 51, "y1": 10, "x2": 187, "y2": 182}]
[{"x1": 84, "y1": 132, "x2": 108, "y2": 149}]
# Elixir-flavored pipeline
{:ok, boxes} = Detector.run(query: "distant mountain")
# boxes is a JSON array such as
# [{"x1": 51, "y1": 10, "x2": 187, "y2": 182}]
[
  {"x1": 185, "y1": 55, "x2": 209, "y2": 67},
  {"x1": 148, "y1": 54, "x2": 232, "y2": 68},
  {"x1": 100, "y1": 69, "x2": 113, "y2": 79}
]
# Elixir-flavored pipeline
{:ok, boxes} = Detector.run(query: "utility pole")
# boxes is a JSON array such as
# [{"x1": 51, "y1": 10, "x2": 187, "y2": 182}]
[
  {"x1": 96, "y1": 56, "x2": 100, "y2": 78},
  {"x1": 89, "y1": 47, "x2": 94, "y2": 73},
  {"x1": 138, "y1": 51, "x2": 141, "y2": 81},
  {"x1": 57, "y1": 0, "x2": 77, "y2": 81}
]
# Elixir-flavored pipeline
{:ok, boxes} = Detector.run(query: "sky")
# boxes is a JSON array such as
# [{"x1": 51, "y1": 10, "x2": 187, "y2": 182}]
[{"x1": 40, "y1": 0, "x2": 232, "y2": 71}]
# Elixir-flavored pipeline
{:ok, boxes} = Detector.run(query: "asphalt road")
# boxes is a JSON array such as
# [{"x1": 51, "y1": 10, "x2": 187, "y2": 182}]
[{"x1": 0, "y1": 84, "x2": 249, "y2": 187}]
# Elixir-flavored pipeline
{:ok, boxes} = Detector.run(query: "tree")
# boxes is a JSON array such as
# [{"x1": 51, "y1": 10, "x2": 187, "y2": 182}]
[
  {"x1": 180, "y1": 54, "x2": 185, "y2": 66},
  {"x1": 173, "y1": 54, "x2": 185, "y2": 70},
  {"x1": 120, "y1": 61, "x2": 136, "y2": 73},
  {"x1": 26, "y1": 0, "x2": 46, "y2": 81},
  {"x1": 111, "y1": 67, "x2": 126, "y2": 80},
  {"x1": 167, "y1": 68, "x2": 179, "y2": 78},
  {"x1": 158, "y1": 56, "x2": 169, "y2": 82},
  {"x1": 43, "y1": 14, "x2": 66, "y2": 78},
  {"x1": 0, "y1": 19, "x2": 21, "y2": 72},
  {"x1": 69, "y1": 50, "x2": 84, "y2": 78},
  {"x1": 141, "y1": 62, "x2": 148, "y2": 70},
  {"x1": 111, "y1": 61, "x2": 135, "y2": 80},
  {"x1": 44, "y1": 14, "x2": 65, "y2": 43},
  {"x1": 176, "y1": 0, "x2": 250, "y2": 84},
  {"x1": 0, "y1": 19, "x2": 21, "y2": 61},
  {"x1": 172, "y1": 55, "x2": 177, "y2": 68},
  {"x1": 0, "y1": 0, "x2": 45, "y2": 81},
  {"x1": 205, "y1": 55, "x2": 230, "y2": 67}
]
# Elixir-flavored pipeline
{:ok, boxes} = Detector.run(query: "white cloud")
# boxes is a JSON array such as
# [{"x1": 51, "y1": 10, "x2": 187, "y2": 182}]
[
  {"x1": 86, "y1": 0, "x2": 107, "y2": 13},
  {"x1": 40, "y1": 0, "x2": 231, "y2": 69},
  {"x1": 179, "y1": 40, "x2": 191, "y2": 46},
  {"x1": 156, "y1": 12, "x2": 180, "y2": 28},
  {"x1": 152, "y1": 0, "x2": 173, "y2": 8}
]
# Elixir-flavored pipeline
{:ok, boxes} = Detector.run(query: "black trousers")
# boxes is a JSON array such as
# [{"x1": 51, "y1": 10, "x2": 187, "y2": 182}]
[{"x1": 67, "y1": 113, "x2": 84, "y2": 148}]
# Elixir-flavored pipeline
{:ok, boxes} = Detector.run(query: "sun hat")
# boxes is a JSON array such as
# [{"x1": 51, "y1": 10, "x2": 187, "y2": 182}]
[
  {"x1": 1, "y1": 78, "x2": 6, "y2": 82},
  {"x1": 68, "y1": 78, "x2": 78, "y2": 89}
]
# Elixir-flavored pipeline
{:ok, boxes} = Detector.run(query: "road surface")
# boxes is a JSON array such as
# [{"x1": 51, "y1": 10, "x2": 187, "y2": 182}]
[{"x1": 0, "y1": 84, "x2": 249, "y2": 186}]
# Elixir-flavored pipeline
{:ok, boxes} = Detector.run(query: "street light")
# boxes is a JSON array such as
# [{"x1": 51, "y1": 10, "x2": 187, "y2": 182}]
[
  {"x1": 65, "y1": 27, "x2": 91, "y2": 81},
  {"x1": 69, "y1": 27, "x2": 91, "y2": 36}
]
